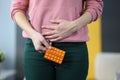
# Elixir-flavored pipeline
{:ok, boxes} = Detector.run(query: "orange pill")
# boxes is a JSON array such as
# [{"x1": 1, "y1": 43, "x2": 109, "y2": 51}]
[{"x1": 44, "y1": 46, "x2": 65, "y2": 64}]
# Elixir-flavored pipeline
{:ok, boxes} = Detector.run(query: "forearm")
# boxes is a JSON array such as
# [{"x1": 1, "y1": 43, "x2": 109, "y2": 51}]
[
  {"x1": 73, "y1": 12, "x2": 92, "y2": 30},
  {"x1": 14, "y1": 11, "x2": 37, "y2": 38}
]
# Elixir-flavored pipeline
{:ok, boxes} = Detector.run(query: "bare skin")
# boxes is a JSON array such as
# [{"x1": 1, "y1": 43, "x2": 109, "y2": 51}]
[{"x1": 14, "y1": 11, "x2": 92, "y2": 52}]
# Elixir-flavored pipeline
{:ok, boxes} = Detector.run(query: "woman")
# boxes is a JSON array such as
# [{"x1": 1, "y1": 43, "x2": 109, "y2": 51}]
[{"x1": 10, "y1": 0, "x2": 103, "y2": 80}]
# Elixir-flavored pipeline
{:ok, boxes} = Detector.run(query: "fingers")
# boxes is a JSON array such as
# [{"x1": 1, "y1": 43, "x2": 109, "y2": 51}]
[
  {"x1": 44, "y1": 34, "x2": 58, "y2": 39},
  {"x1": 42, "y1": 25, "x2": 56, "y2": 30},
  {"x1": 33, "y1": 39, "x2": 51, "y2": 53},
  {"x1": 42, "y1": 19, "x2": 63, "y2": 29},
  {"x1": 45, "y1": 34, "x2": 62, "y2": 41},
  {"x1": 50, "y1": 37, "x2": 62, "y2": 41},
  {"x1": 41, "y1": 39, "x2": 51, "y2": 48},
  {"x1": 42, "y1": 31, "x2": 60, "y2": 40},
  {"x1": 42, "y1": 31, "x2": 56, "y2": 36},
  {"x1": 50, "y1": 19, "x2": 63, "y2": 24},
  {"x1": 34, "y1": 43, "x2": 46, "y2": 52}
]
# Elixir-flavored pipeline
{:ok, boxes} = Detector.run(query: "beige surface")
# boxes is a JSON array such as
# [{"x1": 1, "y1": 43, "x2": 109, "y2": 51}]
[{"x1": 95, "y1": 53, "x2": 120, "y2": 80}]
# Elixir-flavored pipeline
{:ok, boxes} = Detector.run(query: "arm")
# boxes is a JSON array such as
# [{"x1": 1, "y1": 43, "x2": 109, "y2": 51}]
[
  {"x1": 42, "y1": 0, "x2": 104, "y2": 41},
  {"x1": 73, "y1": 0, "x2": 104, "y2": 30},
  {"x1": 10, "y1": 0, "x2": 50, "y2": 52},
  {"x1": 42, "y1": 12, "x2": 92, "y2": 41}
]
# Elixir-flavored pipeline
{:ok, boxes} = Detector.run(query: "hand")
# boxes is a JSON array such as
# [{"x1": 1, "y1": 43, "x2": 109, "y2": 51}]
[
  {"x1": 42, "y1": 19, "x2": 78, "y2": 41},
  {"x1": 30, "y1": 31, "x2": 51, "y2": 53}
]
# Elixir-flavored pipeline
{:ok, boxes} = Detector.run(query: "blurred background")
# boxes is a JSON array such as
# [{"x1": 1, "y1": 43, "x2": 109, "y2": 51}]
[{"x1": 0, "y1": 0, "x2": 120, "y2": 80}]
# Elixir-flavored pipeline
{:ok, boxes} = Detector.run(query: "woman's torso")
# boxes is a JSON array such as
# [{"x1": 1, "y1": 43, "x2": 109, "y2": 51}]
[{"x1": 22, "y1": 0, "x2": 89, "y2": 42}]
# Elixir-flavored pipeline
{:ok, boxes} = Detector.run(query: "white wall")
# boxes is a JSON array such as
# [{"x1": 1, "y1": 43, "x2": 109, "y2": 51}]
[
  {"x1": 0, "y1": 0, "x2": 16, "y2": 69},
  {"x1": 0, "y1": 0, "x2": 27, "y2": 79}
]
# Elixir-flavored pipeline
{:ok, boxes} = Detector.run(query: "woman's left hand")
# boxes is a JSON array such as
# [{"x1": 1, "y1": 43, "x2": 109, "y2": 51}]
[{"x1": 42, "y1": 19, "x2": 78, "y2": 41}]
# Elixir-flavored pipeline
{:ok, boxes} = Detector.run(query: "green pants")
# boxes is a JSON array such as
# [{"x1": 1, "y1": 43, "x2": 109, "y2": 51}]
[{"x1": 24, "y1": 39, "x2": 89, "y2": 80}]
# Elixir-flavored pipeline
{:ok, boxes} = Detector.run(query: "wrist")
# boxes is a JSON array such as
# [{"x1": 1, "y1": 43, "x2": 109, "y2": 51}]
[
  {"x1": 72, "y1": 12, "x2": 93, "y2": 30},
  {"x1": 26, "y1": 28, "x2": 39, "y2": 39},
  {"x1": 71, "y1": 20, "x2": 82, "y2": 31}
]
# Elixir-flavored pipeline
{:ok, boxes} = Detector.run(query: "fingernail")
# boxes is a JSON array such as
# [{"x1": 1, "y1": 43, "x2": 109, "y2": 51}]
[{"x1": 48, "y1": 46, "x2": 51, "y2": 49}]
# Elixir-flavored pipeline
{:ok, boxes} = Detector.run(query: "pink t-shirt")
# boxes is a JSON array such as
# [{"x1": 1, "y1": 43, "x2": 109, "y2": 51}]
[{"x1": 10, "y1": 0, "x2": 103, "y2": 42}]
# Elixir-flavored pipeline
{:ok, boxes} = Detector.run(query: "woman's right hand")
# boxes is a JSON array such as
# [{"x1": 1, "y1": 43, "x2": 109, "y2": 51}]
[
  {"x1": 13, "y1": 11, "x2": 50, "y2": 53},
  {"x1": 31, "y1": 31, "x2": 51, "y2": 53}
]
